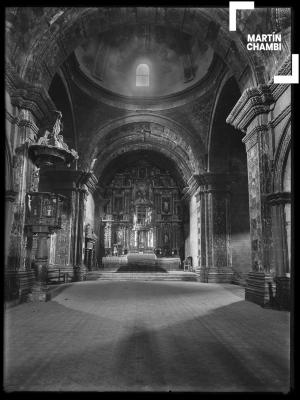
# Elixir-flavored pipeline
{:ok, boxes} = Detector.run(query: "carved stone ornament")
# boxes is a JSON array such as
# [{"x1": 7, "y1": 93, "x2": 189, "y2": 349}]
[{"x1": 28, "y1": 110, "x2": 78, "y2": 168}]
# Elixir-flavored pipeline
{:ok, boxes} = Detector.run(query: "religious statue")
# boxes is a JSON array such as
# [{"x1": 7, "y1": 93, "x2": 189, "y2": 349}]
[
  {"x1": 85, "y1": 223, "x2": 92, "y2": 237},
  {"x1": 162, "y1": 197, "x2": 170, "y2": 213},
  {"x1": 26, "y1": 194, "x2": 32, "y2": 213},
  {"x1": 164, "y1": 233, "x2": 169, "y2": 244},
  {"x1": 36, "y1": 110, "x2": 78, "y2": 159},
  {"x1": 37, "y1": 129, "x2": 51, "y2": 146},
  {"x1": 133, "y1": 213, "x2": 137, "y2": 225},
  {"x1": 146, "y1": 209, "x2": 152, "y2": 223},
  {"x1": 117, "y1": 229, "x2": 122, "y2": 243},
  {"x1": 113, "y1": 245, "x2": 118, "y2": 256},
  {"x1": 43, "y1": 198, "x2": 53, "y2": 217},
  {"x1": 48, "y1": 111, "x2": 68, "y2": 149},
  {"x1": 164, "y1": 201, "x2": 169, "y2": 212}
]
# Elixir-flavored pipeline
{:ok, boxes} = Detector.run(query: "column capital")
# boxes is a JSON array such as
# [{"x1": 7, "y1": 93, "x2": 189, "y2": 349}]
[
  {"x1": 195, "y1": 173, "x2": 232, "y2": 192},
  {"x1": 226, "y1": 85, "x2": 274, "y2": 132},
  {"x1": 226, "y1": 55, "x2": 291, "y2": 133}
]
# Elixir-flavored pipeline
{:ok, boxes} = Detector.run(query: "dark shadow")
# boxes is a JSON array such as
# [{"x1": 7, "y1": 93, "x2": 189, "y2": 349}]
[
  {"x1": 4, "y1": 286, "x2": 290, "y2": 392},
  {"x1": 117, "y1": 265, "x2": 167, "y2": 273}
]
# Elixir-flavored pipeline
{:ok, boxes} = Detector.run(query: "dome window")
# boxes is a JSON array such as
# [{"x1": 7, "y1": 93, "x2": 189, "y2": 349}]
[{"x1": 136, "y1": 64, "x2": 149, "y2": 87}]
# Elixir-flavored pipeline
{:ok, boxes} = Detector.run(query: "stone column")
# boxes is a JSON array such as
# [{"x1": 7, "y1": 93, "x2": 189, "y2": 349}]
[
  {"x1": 226, "y1": 70, "x2": 291, "y2": 306},
  {"x1": 39, "y1": 169, "x2": 98, "y2": 281},
  {"x1": 5, "y1": 70, "x2": 58, "y2": 301},
  {"x1": 5, "y1": 190, "x2": 18, "y2": 266},
  {"x1": 28, "y1": 228, "x2": 50, "y2": 302},
  {"x1": 182, "y1": 175, "x2": 200, "y2": 271},
  {"x1": 74, "y1": 187, "x2": 87, "y2": 280},
  {"x1": 266, "y1": 192, "x2": 291, "y2": 309},
  {"x1": 196, "y1": 173, "x2": 233, "y2": 283},
  {"x1": 6, "y1": 109, "x2": 40, "y2": 272}
]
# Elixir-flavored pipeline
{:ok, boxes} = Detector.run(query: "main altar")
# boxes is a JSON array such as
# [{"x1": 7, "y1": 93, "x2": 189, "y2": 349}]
[{"x1": 100, "y1": 161, "x2": 184, "y2": 269}]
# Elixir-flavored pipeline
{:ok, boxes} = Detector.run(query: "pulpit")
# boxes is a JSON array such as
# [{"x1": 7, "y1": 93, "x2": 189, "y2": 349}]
[{"x1": 25, "y1": 191, "x2": 66, "y2": 301}]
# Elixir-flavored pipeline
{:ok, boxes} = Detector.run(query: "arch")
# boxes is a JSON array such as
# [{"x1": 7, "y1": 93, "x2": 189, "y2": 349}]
[
  {"x1": 282, "y1": 150, "x2": 291, "y2": 192},
  {"x1": 206, "y1": 71, "x2": 235, "y2": 162},
  {"x1": 9, "y1": 8, "x2": 263, "y2": 91},
  {"x1": 273, "y1": 120, "x2": 291, "y2": 192},
  {"x1": 207, "y1": 73, "x2": 250, "y2": 285},
  {"x1": 136, "y1": 64, "x2": 149, "y2": 87},
  {"x1": 94, "y1": 138, "x2": 195, "y2": 188},
  {"x1": 207, "y1": 75, "x2": 242, "y2": 172},
  {"x1": 99, "y1": 149, "x2": 185, "y2": 189},
  {"x1": 81, "y1": 114, "x2": 205, "y2": 174}
]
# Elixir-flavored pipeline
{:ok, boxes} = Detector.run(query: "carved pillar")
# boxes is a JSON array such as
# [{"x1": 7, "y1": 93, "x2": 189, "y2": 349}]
[
  {"x1": 28, "y1": 229, "x2": 49, "y2": 302},
  {"x1": 7, "y1": 108, "x2": 40, "y2": 272},
  {"x1": 196, "y1": 173, "x2": 233, "y2": 283},
  {"x1": 39, "y1": 169, "x2": 97, "y2": 281},
  {"x1": 182, "y1": 175, "x2": 200, "y2": 270},
  {"x1": 266, "y1": 192, "x2": 291, "y2": 276},
  {"x1": 74, "y1": 187, "x2": 87, "y2": 280},
  {"x1": 5, "y1": 69, "x2": 61, "y2": 300},
  {"x1": 5, "y1": 190, "x2": 18, "y2": 268},
  {"x1": 104, "y1": 222, "x2": 112, "y2": 251},
  {"x1": 227, "y1": 75, "x2": 291, "y2": 306},
  {"x1": 266, "y1": 192, "x2": 291, "y2": 310}
]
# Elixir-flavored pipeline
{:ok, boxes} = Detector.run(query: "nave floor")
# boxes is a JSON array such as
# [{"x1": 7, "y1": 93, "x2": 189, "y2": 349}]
[{"x1": 4, "y1": 281, "x2": 290, "y2": 392}]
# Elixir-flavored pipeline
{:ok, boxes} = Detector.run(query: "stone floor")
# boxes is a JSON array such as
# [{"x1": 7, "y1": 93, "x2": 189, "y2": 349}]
[{"x1": 4, "y1": 281, "x2": 291, "y2": 392}]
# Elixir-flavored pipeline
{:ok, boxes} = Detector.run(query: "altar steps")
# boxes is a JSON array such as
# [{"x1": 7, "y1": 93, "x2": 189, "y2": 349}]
[
  {"x1": 85, "y1": 271, "x2": 198, "y2": 282},
  {"x1": 117, "y1": 264, "x2": 167, "y2": 273}
]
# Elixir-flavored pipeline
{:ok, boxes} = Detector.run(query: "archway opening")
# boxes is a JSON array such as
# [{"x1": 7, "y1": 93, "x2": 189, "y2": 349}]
[
  {"x1": 94, "y1": 150, "x2": 188, "y2": 270},
  {"x1": 209, "y1": 77, "x2": 251, "y2": 284}
]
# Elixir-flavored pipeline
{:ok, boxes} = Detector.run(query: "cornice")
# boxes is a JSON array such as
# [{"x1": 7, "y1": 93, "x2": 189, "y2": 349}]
[
  {"x1": 242, "y1": 124, "x2": 269, "y2": 150},
  {"x1": 226, "y1": 55, "x2": 292, "y2": 133},
  {"x1": 241, "y1": 103, "x2": 291, "y2": 151},
  {"x1": 269, "y1": 104, "x2": 291, "y2": 129},
  {"x1": 5, "y1": 62, "x2": 56, "y2": 125},
  {"x1": 268, "y1": 55, "x2": 292, "y2": 101},
  {"x1": 264, "y1": 191, "x2": 291, "y2": 205},
  {"x1": 226, "y1": 85, "x2": 274, "y2": 132}
]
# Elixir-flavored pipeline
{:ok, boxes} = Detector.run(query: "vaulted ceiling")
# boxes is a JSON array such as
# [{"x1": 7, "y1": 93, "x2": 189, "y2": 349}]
[
  {"x1": 74, "y1": 24, "x2": 214, "y2": 97},
  {"x1": 6, "y1": 7, "x2": 291, "y2": 189}
]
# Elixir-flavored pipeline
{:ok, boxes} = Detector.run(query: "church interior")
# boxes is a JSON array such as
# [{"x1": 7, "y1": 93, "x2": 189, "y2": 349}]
[{"x1": 5, "y1": 7, "x2": 292, "y2": 392}]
